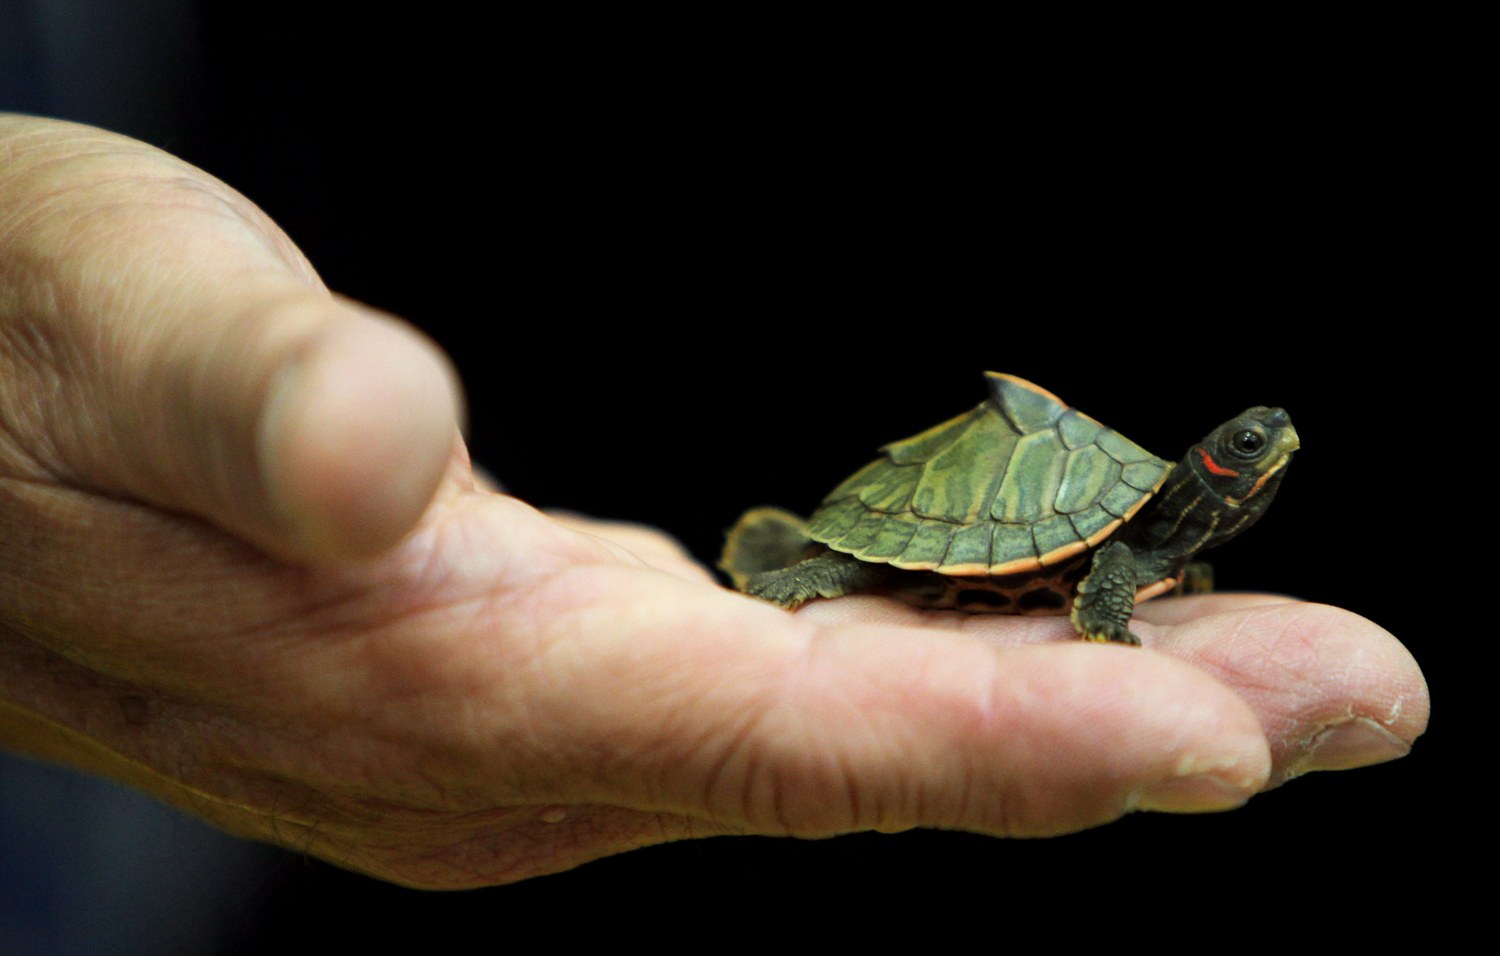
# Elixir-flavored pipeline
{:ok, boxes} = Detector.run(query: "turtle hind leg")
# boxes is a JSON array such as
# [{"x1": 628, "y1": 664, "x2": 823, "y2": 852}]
[
  {"x1": 720, "y1": 507, "x2": 818, "y2": 590},
  {"x1": 744, "y1": 551, "x2": 895, "y2": 610},
  {"x1": 1174, "y1": 562, "x2": 1214, "y2": 596},
  {"x1": 1071, "y1": 540, "x2": 1143, "y2": 645}
]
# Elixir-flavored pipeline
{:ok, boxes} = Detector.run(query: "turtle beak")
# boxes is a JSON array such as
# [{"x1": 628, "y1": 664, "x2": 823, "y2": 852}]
[{"x1": 1265, "y1": 407, "x2": 1300, "y2": 452}]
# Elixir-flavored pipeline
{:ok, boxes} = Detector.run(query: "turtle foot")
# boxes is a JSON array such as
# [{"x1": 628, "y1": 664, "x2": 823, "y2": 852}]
[
  {"x1": 1072, "y1": 540, "x2": 1143, "y2": 646},
  {"x1": 1077, "y1": 622, "x2": 1142, "y2": 646},
  {"x1": 744, "y1": 570, "x2": 817, "y2": 610},
  {"x1": 742, "y1": 551, "x2": 895, "y2": 610}
]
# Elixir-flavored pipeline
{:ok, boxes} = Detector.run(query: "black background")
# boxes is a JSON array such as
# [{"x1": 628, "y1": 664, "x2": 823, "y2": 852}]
[{"x1": 5, "y1": 5, "x2": 1472, "y2": 946}]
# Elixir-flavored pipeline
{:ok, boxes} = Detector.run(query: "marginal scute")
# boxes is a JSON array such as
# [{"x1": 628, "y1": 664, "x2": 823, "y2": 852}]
[
  {"x1": 1122, "y1": 459, "x2": 1168, "y2": 491},
  {"x1": 831, "y1": 510, "x2": 890, "y2": 554},
  {"x1": 989, "y1": 523, "x2": 1038, "y2": 571},
  {"x1": 859, "y1": 512, "x2": 921, "y2": 561},
  {"x1": 1032, "y1": 514, "x2": 1085, "y2": 564},
  {"x1": 942, "y1": 521, "x2": 994, "y2": 572},
  {"x1": 1068, "y1": 506, "x2": 1119, "y2": 544},
  {"x1": 805, "y1": 496, "x2": 866, "y2": 541},
  {"x1": 892, "y1": 519, "x2": 956, "y2": 569},
  {"x1": 1100, "y1": 481, "x2": 1148, "y2": 518}
]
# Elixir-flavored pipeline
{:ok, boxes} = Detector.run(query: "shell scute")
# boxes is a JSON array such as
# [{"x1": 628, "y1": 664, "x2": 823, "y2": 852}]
[
  {"x1": 805, "y1": 496, "x2": 866, "y2": 541},
  {"x1": 892, "y1": 519, "x2": 958, "y2": 569},
  {"x1": 987, "y1": 372, "x2": 1066, "y2": 433},
  {"x1": 1096, "y1": 427, "x2": 1156, "y2": 465},
  {"x1": 1055, "y1": 445, "x2": 1121, "y2": 514},
  {"x1": 833, "y1": 510, "x2": 890, "y2": 554},
  {"x1": 860, "y1": 512, "x2": 921, "y2": 561},
  {"x1": 825, "y1": 458, "x2": 913, "y2": 512},
  {"x1": 1069, "y1": 505, "x2": 1121, "y2": 544},
  {"x1": 942, "y1": 521, "x2": 994, "y2": 573},
  {"x1": 1057, "y1": 409, "x2": 1104, "y2": 450},
  {"x1": 882, "y1": 408, "x2": 983, "y2": 465},
  {"x1": 1122, "y1": 459, "x2": 1169, "y2": 491},
  {"x1": 1100, "y1": 480, "x2": 1151, "y2": 519},
  {"x1": 807, "y1": 372, "x2": 1169, "y2": 576},
  {"x1": 988, "y1": 524, "x2": 1039, "y2": 573},
  {"x1": 912, "y1": 409, "x2": 1015, "y2": 522},
  {"x1": 1032, "y1": 514, "x2": 1086, "y2": 563},
  {"x1": 989, "y1": 430, "x2": 1066, "y2": 524}
]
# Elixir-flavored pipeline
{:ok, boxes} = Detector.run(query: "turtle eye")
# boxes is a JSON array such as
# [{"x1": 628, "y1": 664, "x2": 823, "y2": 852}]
[{"x1": 1227, "y1": 428, "x2": 1266, "y2": 459}]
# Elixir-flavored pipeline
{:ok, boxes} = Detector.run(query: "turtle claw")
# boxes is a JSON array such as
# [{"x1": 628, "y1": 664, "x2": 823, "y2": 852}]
[{"x1": 1079, "y1": 623, "x2": 1142, "y2": 646}]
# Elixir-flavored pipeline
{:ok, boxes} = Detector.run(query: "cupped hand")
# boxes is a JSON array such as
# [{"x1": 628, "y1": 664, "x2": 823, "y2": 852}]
[{"x1": 0, "y1": 116, "x2": 1428, "y2": 888}]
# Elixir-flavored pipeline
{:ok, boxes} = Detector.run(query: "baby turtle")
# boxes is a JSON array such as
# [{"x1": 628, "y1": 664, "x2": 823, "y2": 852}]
[{"x1": 722, "y1": 372, "x2": 1298, "y2": 644}]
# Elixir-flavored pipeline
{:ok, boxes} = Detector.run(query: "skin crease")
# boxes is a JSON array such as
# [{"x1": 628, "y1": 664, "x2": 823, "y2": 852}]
[{"x1": 0, "y1": 116, "x2": 1429, "y2": 889}]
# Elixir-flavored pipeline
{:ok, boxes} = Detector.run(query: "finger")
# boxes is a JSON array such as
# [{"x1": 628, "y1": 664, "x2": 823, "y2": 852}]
[
  {"x1": 796, "y1": 592, "x2": 1428, "y2": 784},
  {"x1": 515, "y1": 574, "x2": 1274, "y2": 842},
  {"x1": 795, "y1": 594, "x2": 1077, "y2": 642},
  {"x1": 545, "y1": 510, "x2": 718, "y2": 584},
  {"x1": 1133, "y1": 592, "x2": 1302, "y2": 625},
  {"x1": 0, "y1": 117, "x2": 462, "y2": 561},
  {"x1": 1156, "y1": 601, "x2": 1428, "y2": 784},
  {"x1": 769, "y1": 590, "x2": 1303, "y2": 638}
]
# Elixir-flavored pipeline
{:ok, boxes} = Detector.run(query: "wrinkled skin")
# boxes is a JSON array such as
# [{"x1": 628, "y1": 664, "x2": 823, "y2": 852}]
[{"x1": 0, "y1": 116, "x2": 1429, "y2": 888}]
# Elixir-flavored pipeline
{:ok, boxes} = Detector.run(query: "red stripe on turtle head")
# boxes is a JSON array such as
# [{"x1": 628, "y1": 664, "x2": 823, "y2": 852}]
[{"x1": 1196, "y1": 447, "x2": 1241, "y2": 477}]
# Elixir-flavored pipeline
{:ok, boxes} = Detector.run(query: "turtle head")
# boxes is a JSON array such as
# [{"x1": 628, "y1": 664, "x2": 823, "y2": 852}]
[
  {"x1": 1190, "y1": 406, "x2": 1299, "y2": 511},
  {"x1": 1127, "y1": 406, "x2": 1298, "y2": 564}
]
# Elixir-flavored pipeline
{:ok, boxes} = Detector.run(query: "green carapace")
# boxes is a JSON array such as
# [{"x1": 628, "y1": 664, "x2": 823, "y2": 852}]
[{"x1": 722, "y1": 372, "x2": 1299, "y2": 644}]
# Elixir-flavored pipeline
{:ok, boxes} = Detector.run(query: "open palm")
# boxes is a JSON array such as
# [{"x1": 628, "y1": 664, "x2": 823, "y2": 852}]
[{"x1": 0, "y1": 116, "x2": 1427, "y2": 888}]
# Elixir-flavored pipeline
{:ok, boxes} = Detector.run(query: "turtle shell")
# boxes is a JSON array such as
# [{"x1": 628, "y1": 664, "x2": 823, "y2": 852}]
[{"x1": 803, "y1": 373, "x2": 1172, "y2": 576}]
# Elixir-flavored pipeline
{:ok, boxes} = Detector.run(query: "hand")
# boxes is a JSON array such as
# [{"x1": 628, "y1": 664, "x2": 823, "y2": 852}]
[{"x1": 0, "y1": 116, "x2": 1429, "y2": 888}]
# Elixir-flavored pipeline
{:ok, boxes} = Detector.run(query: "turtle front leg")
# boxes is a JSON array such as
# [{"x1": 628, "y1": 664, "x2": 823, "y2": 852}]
[
  {"x1": 744, "y1": 551, "x2": 895, "y2": 610},
  {"x1": 1071, "y1": 541, "x2": 1142, "y2": 645}
]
